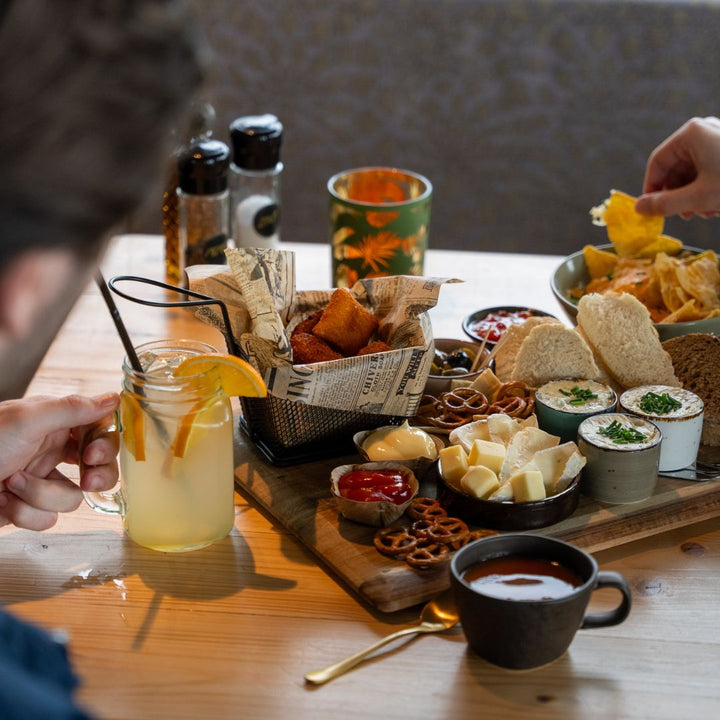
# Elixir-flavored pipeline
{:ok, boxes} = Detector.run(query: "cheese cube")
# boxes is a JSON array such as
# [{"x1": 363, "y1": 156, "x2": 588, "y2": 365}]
[
  {"x1": 467, "y1": 439, "x2": 506, "y2": 474},
  {"x1": 460, "y1": 465, "x2": 500, "y2": 499},
  {"x1": 439, "y1": 445, "x2": 469, "y2": 488},
  {"x1": 510, "y1": 469, "x2": 547, "y2": 503}
]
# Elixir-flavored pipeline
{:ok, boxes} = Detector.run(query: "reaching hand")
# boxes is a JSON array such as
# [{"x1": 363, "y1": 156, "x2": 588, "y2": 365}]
[
  {"x1": 0, "y1": 393, "x2": 119, "y2": 531},
  {"x1": 635, "y1": 116, "x2": 720, "y2": 219}
]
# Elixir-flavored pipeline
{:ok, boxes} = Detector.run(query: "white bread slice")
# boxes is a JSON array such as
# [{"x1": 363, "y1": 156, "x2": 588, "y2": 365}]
[
  {"x1": 511, "y1": 323, "x2": 600, "y2": 387},
  {"x1": 493, "y1": 315, "x2": 561, "y2": 381},
  {"x1": 577, "y1": 293, "x2": 680, "y2": 390}
]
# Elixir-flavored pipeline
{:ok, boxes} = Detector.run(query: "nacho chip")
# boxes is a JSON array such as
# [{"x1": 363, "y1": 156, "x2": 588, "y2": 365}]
[
  {"x1": 663, "y1": 299, "x2": 705, "y2": 323},
  {"x1": 634, "y1": 234, "x2": 683, "y2": 258},
  {"x1": 590, "y1": 190, "x2": 665, "y2": 257},
  {"x1": 583, "y1": 244, "x2": 618, "y2": 280},
  {"x1": 677, "y1": 254, "x2": 720, "y2": 310}
]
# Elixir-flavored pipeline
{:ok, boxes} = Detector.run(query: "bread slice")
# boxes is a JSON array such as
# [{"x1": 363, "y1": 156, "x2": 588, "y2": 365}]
[
  {"x1": 577, "y1": 293, "x2": 680, "y2": 389},
  {"x1": 511, "y1": 323, "x2": 600, "y2": 387},
  {"x1": 663, "y1": 333, "x2": 720, "y2": 446},
  {"x1": 493, "y1": 315, "x2": 561, "y2": 381}
]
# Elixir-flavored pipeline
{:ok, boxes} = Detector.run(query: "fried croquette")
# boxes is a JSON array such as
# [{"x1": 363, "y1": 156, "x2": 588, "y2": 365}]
[
  {"x1": 291, "y1": 309, "x2": 323, "y2": 337},
  {"x1": 357, "y1": 340, "x2": 393, "y2": 356},
  {"x1": 312, "y1": 288, "x2": 379, "y2": 356},
  {"x1": 290, "y1": 332, "x2": 343, "y2": 364}
]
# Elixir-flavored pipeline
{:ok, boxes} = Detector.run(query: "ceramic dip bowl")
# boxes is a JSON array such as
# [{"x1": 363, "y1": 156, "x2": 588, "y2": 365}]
[
  {"x1": 577, "y1": 413, "x2": 661, "y2": 504},
  {"x1": 535, "y1": 379, "x2": 617, "y2": 444},
  {"x1": 620, "y1": 385, "x2": 704, "y2": 471}
]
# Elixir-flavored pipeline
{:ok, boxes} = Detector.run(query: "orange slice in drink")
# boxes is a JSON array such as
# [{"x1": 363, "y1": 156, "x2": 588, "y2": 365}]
[
  {"x1": 120, "y1": 392, "x2": 145, "y2": 461},
  {"x1": 171, "y1": 354, "x2": 267, "y2": 458},
  {"x1": 170, "y1": 396, "x2": 221, "y2": 459},
  {"x1": 173, "y1": 353, "x2": 267, "y2": 397}
]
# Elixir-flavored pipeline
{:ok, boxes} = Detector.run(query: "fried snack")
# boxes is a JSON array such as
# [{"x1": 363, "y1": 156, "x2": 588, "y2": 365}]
[
  {"x1": 358, "y1": 340, "x2": 393, "y2": 356},
  {"x1": 292, "y1": 309, "x2": 323, "y2": 336},
  {"x1": 290, "y1": 332, "x2": 343, "y2": 364},
  {"x1": 312, "y1": 288, "x2": 379, "y2": 356}
]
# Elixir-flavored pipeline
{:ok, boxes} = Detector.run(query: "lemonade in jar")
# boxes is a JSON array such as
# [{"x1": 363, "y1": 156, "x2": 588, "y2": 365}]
[{"x1": 84, "y1": 339, "x2": 266, "y2": 552}]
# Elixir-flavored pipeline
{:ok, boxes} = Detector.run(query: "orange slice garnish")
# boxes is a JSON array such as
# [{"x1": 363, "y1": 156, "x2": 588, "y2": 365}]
[
  {"x1": 120, "y1": 392, "x2": 145, "y2": 461},
  {"x1": 170, "y1": 354, "x2": 267, "y2": 458},
  {"x1": 171, "y1": 397, "x2": 220, "y2": 459},
  {"x1": 173, "y1": 353, "x2": 267, "y2": 398}
]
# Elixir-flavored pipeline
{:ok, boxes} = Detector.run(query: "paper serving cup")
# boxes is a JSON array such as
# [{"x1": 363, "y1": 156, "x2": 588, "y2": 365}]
[{"x1": 330, "y1": 462, "x2": 419, "y2": 527}]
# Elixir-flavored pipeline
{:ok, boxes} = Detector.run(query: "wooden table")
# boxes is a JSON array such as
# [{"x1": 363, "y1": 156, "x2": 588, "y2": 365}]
[{"x1": 2, "y1": 235, "x2": 719, "y2": 719}]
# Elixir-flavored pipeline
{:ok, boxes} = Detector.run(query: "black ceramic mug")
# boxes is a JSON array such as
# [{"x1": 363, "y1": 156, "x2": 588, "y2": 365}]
[{"x1": 450, "y1": 534, "x2": 631, "y2": 670}]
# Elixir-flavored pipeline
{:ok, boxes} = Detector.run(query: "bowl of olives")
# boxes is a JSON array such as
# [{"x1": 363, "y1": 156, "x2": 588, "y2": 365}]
[{"x1": 425, "y1": 338, "x2": 491, "y2": 397}]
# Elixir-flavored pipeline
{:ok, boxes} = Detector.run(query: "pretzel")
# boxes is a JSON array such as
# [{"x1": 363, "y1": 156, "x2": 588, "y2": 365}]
[
  {"x1": 495, "y1": 381, "x2": 533, "y2": 400},
  {"x1": 410, "y1": 518, "x2": 436, "y2": 540},
  {"x1": 373, "y1": 527, "x2": 417, "y2": 557},
  {"x1": 426, "y1": 516, "x2": 469, "y2": 545},
  {"x1": 441, "y1": 388, "x2": 489, "y2": 412},
  {"x1": 424, "y1": 388, "x2": 489, "y2": 429},
  {"x1": 407, "y1": 497, "x2": 447, "y2": 521},
  {"x1": 472, "y1": 381, "x2": 535, "y2": 420},
  {"x1": 404, "y1": 542, "x2": 449, "y2": 570},
  {"x1": 468, "y1": 528, "x2": 500, "y2": 541}
]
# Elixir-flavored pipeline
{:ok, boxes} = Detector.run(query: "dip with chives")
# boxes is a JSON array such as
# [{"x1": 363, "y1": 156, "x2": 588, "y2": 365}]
[
  {"x1": 620, "y1": 385, "x2": 704, "y2": 472},
  {"x1": 578, "y1": 413, "x2": 661, "y2": 504}
]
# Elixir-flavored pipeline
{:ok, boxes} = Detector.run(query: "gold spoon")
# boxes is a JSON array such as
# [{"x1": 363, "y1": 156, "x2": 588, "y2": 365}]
[{"x1": 304, "y1": 589, "x2": 458, "y2": 685}]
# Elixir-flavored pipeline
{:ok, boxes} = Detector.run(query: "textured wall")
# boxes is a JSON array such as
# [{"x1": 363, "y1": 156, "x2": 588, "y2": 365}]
[{"x1": 170, "y1": 0, "x2": 720, "y2": 254}]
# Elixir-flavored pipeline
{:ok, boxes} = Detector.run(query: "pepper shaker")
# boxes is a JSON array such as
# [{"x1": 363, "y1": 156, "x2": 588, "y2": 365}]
[{"x1": 177, "y1": 138, "x2": 231, "y2": 280}]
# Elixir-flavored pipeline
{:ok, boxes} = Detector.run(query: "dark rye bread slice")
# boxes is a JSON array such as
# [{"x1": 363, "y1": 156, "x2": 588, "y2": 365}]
[{"x1": 662, "y1": 333, "x2": 720, "y2": 446}]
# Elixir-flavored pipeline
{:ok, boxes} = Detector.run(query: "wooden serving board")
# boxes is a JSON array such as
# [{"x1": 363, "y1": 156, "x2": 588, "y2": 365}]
[{"x1": 234, "y1": 435, "x2": 720, "y2": 613}]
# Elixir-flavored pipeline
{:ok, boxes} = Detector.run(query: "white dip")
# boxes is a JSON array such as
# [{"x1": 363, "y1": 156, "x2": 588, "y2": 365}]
[
  {"x1": 620, "y1": 385, "x2": 704, "y2": 420},
  {"x1": 537, "y1": 379, "x2": 615, "y2": 414},
  {"x1": 579, "y1": 413, "x2": 660, "y2": 452}
]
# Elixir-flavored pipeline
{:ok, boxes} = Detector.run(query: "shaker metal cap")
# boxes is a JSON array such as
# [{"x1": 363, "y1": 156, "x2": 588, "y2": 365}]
[
  {"x1": 229, "y1": 114, "x2": 283, "y2": 170},
  {"x1": 177, "y1": 138, "x2": 230, "y2": 194}
]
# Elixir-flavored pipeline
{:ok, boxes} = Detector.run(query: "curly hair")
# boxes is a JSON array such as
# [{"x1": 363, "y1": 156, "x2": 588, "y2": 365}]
[{"x1": 0, "y1": 0, "x2": 206, "y2": 264}]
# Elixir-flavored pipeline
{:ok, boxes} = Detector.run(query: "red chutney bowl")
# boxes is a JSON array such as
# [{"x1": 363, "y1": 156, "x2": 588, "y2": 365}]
[
  {"x1": 462, "y1": 306, "x2": 556, "y2": 347},
  {"x1": 330, "y1": 462, "x2": 419, "y2": 527}
]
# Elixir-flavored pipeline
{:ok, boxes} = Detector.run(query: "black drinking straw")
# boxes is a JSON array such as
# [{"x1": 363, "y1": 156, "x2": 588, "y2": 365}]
[{"x1": 95, "y1": 271, "x2": 143, "y2": 374}]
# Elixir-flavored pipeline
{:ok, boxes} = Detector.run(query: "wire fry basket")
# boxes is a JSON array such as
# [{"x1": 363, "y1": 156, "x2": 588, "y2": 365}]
[
  {"x1": 239, "y1": 394, "x2": 404, "y2": 466},
  {"x1": 109, "y1": 275, "x2": 405, "y2": 466}
]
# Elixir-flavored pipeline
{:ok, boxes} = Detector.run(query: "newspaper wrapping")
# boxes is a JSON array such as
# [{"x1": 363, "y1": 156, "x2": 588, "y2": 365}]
[{"x1": 187, "y1": 247, "x2": 457, "y2": 416}]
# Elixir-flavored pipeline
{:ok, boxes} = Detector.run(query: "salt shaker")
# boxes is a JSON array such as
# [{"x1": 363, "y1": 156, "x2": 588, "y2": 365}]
[
  {"x1": 229, "y1": 114, "x2": 283, "y2": 248},
  {"x1": 177, "y1": 138, "x2": 231, "y2": 278}
]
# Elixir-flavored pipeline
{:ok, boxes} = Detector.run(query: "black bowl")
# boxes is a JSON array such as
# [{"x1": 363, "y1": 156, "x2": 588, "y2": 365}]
[
  {"x1": 436, "y1": 471, "x2": 581, "y2": 531},
  {"x1": 462, "y1": 306, "x2": 557, "y2": 347}
]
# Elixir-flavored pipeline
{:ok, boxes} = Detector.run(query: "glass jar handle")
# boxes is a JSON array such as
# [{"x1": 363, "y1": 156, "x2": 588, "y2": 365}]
[{"x1": 78, "y1": 414, "x2": 123, "y2": 516}]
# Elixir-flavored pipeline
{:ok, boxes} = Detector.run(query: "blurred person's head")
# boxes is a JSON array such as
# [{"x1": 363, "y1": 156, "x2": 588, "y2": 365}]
[{"x1": 0, "y1": 0, "x2": 206, "y2": 399}]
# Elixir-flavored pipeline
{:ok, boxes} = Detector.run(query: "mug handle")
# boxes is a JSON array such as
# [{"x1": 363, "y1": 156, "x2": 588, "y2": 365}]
[
  {"x1": 78, "y1": 414, "x2": 124, "y2": 516},
  {"x1": 580, "y1": 571, "x2": 632, "y2": 629}
]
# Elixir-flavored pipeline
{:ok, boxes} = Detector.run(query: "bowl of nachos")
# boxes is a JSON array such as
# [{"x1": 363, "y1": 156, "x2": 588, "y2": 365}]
[{"x1": 551, "y1": 190, "x2": 720, "y2": 341}]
